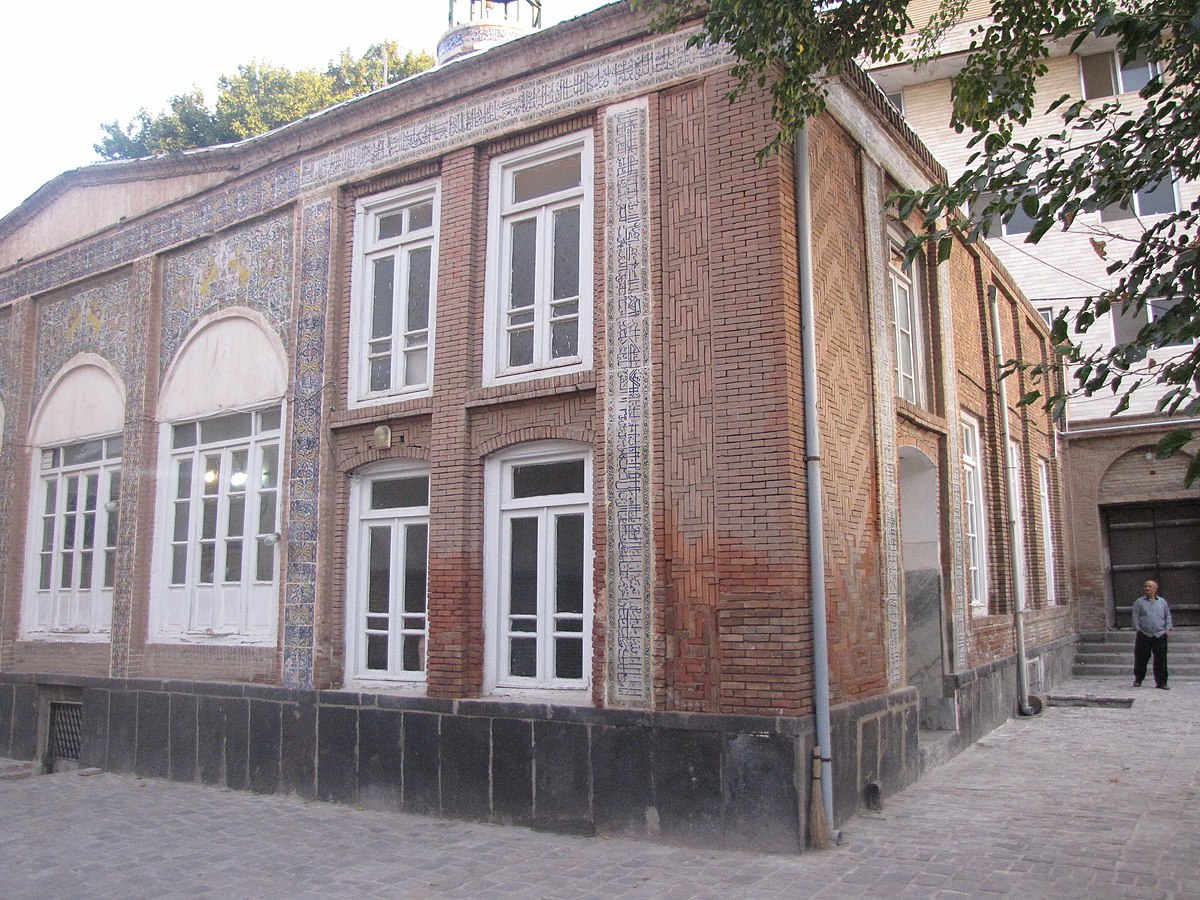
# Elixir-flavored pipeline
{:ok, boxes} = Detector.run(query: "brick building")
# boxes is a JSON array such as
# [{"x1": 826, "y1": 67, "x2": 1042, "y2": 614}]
[
  {"x1": 868, "y1": 0, "x2": 1200, "y2": 632},
  {"x1": 0, "y1": 1, "x2": 1075, "y2": 849}
]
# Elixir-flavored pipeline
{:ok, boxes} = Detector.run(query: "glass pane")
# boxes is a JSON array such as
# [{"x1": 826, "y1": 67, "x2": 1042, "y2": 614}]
[
  {"x1": 555, "y1": 514, "x2": 585, "y2": 615},
  {"x1": 43, "y1": 480, "x2": 57, "y2": 517},
  {"x1": 199, "y1": 544, "x2": 214, "y2": 584},
  {"x1": 229, "y1": 450, "x2": 248, "y2": 492},
  {"x1": 259, "y1": 407, "x2": 282, "y2": 432},
  {"x1": 104, "y1": 549, "x2": 116, "y2": 589},
  {"x1": 371, "y1": 256, "x2": 396, "y2": 340},
  {"x1": 39, "y1": 555, "x2": 52, "y2": 591},
  {"x1": 1118, "y1": 50, "x2": 1154, "y2": 93},
  {"x1": 255, "y1": 540, "x2": 275, "y2": 583},
  {"x1": 404, "y1": 347, "x2": 428, "y2": 388},
  {"x1": 509, "y1": 218, "x2": 536, "y2": 310},
  {"x1": 63, "y1": 439, "x2": 104, "y2": 466},
  {"x1": 1136, "y1": 180, "x2": 1176, "y2": 217},
  {"x1": 378, "y1": 211, "x2": 404, "y2": 241},
  {"x1": 367, "y1": 634, "x2": 389, "y2": 670},
  {"x1": 551, "y1": 320, "x2": 578, "y2": 359},
  {"x1": 202, "y1": 455, "x2": 221, "y2": 496},
  {"x1": 41, "y1": 514, "x2": 55, "y2": 553},
  {"x1": 371, "y1": 476, "x2": 429, "y2": 509},
  {"x1": 60, "y1": 551, "x2": 73, "y2": 589},
  {"x1": 508, "y1": 328, "x2": 534, "y2": 368},
  {"x1": 259, "y1": 493, "x2": 277, "y2": 535},
  {"x1": 172, "y1": 422, "x2": 197, "y2": 449},
  {"x1": 201, "y1": 499, "x2": 218, "y2": 540},
  {"x1": 404, "y1": 525, "x2": 428, "y2": 615},
  {"x1": 172, "y1": 545, "x2": 188, "y2": 585},
  {"x1": 201, "y1": 412, "x2": 252, "y2": 444},
  {"x1": 512, "y1": 460, "x2": 585, "y2": 498},
  {"x1": 1112, "y1": 302, "x2": 1149, "y2": 350},
  {"x1": 260, "y1": 446, "x2": 279, "y2": 490},
  {"x1": 509, "y1": 517, "x2": 539, "y2": 617},
  {"x1": 227, "y1": 495, "x2": 246, "y2": 538},
  {"x1": 79, "y1": 551, "x2": 93, "y2": 590},
  {"x1": 1081, "y1": 53, "x2": 1116, "y2": 99},
  {"x1": 407, "y1": 247, "x2": 431, "y2": 331},
  {"x1": 368, "y1": 526, "x2": 391, "y2": 614},
  {"x1": 552, "y1": 206, "x2": 580, "y2": 300},
  {"x1": 176, "y1": 459, "x2": 193, "y2": 499},
  {"x1": 509, "y1": 637, "x2": 536, "y2": 677},
  {"x1": 512, "y1": 153, "x2": 581, "y2": 203},
  {"x1": 224, "y1": 540, "x2": 243, "y2": 583},
  {"x1": 402, "y1": 634, "x2": 424, "y2": 672},
  {"x1": 409, "y1": 202, "x2": 434, "y2": 231},
  {"x1": 106, "y1": 435, "x2": 123, "y2": 458},
  {"x1": 369, "y1": 357, "x2": 391, "y2": 393},
  {"x1": 1005, "y1": 202, "x2": 1035, "y2": 235},
  {"x1": 555, "y1": 637, "x2": 583, "y2": 680}
]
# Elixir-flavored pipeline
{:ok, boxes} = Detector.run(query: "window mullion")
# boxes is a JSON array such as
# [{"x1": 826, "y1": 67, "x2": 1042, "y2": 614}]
[
  {"x1": 539, "y1": 507, "x2": 555, "y2": 683},
  {"x1": 391, "y1": 518, "x2": 405, "y2": 675}
]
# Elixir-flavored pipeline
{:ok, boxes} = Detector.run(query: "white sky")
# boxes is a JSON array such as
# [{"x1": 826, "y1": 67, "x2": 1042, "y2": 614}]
[{"x1": 0, "y1": 0, "x2": 611, "y2": 220}]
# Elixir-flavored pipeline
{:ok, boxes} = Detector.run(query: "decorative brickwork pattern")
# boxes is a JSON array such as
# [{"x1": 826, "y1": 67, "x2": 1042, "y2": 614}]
[
  {"x1": 604, "y1": 99, "x2": 654, "y2": 709},
  {"x1": 160, "y1": 212, "x2": 293, "y2": 380},
  {"x1": 34, "y1": 274, "x2": 133, "y2": 407},
  {"x1": 281, "y1": 199, "x2": 332, "y2": 689},
  {"x1": 861, "y1": 159, "x2": 903, "y2": 688}
]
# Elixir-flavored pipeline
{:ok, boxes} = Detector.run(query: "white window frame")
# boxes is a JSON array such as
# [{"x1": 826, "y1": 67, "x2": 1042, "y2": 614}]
[
  {"x1": 888, "y1": 239, "x2": 929, "y2": 408},
  {"x1": 22, "y1": 434, "x2": 122, "y2": 640},
  {"x1": 483, "y1": 132, "x2": 594, "y2": 386},
  {"x1": 1038, "y1": 459, "x2": 1058, "y2": 606},
  {"x1": 1080, "y1": 50, "x2": 1159, "y2": 100},
  {"x1": 483, "y1": 441, "x2": 593, "y2": 696},
  {"x1": 1100, "y1": 178, "x2": 1179, "y2": 223},
  {"x1": 346, "y1": 461, "x2": 430, "y2": 688},
  {"x1": 1110, "y1": 295, "x2": 1195, "y2": 355},
  {"x1": 961, "y1": 413, "x2": 989, "y2": 615},
  {"x1": 349, "y1": 181, "x2": 440, "y2": 407},
  {"x1": 1007, "y1": 438, "x2": 1029, "y2": 611},
  {"x1": 150, "y1": 403, "x2": 283, "y2": 644}
]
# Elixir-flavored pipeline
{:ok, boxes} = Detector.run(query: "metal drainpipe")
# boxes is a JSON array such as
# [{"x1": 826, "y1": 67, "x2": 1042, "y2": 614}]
[
  {"x1": 794, "y1": 124, "x2": 835, "y2": 829},
  {"x1": 988, "y1": 284, "x2": 1035, "y2": 716}
]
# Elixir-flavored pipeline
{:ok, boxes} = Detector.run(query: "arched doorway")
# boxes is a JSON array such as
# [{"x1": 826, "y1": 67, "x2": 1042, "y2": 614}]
[{"x1": 899, "y1": 447, "x2": 949, "y2": 728}]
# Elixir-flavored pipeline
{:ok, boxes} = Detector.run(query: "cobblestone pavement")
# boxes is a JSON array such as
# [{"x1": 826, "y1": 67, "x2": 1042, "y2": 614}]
[{"x1": 2, "y1": 676, "x2": 1197, "y2": 899}]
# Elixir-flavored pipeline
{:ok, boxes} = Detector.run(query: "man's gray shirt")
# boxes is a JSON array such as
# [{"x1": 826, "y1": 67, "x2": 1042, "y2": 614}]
[{"x1": 1132, "y1": 595, "x2": 1173, "y2": 637}]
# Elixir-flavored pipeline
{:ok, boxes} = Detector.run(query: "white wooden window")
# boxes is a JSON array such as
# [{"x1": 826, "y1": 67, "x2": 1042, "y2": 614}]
[
  {"x1": 889, "y1": 242, "x2": 929, "y2": 407},
  {"x1": 348, "y1": 465, "x2": 429, "y2": 683},
  {"x1": 484, "y1": 133, "x2": 593, "y2": 384},
  {"x1": 961, "y1": 414, "x2": 989, "y2": 614},
  {"x1": 1038, "y1": 459, "x2": 1058, "y2": 606},
  {"x1": 25, "y1": 435, "x2": 122, "y2": 637},
  {"x1": 1007, "y1": 438, "x2": 1029, "y2": 610},
  {"x1": 485, "y1": 442, "x2": 592, "y2": 692},
  {"x1": 1081, "y1": 50, "x2": 1158, "y2": 100},
  {"x1": 1100, "y1": 178, "x2": 1178, "y2": 223},
  {"x1": 155, "y1": 405, "x2": 281, "y2": 641},
  {"x1": 350, "y1": 183, "x2": 439, "y2": 405}
]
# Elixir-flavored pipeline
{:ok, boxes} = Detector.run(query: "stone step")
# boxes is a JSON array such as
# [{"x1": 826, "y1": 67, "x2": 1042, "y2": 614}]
[
  {"x1": 0, "y1": 759, "x2": 36, "y2": 781},
  {"x1": 1079, "y1": 630, "x2": 1200, "y2": 645},
  {"x1": 1072, "y1": 662, "x2": 1200, "y2": 678},
  {"x1": 1075, "y1": 650, "x2": 1200, "y2": 664}
]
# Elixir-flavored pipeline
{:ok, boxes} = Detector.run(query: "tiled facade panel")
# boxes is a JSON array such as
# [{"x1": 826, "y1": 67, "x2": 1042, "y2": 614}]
[{"x1": 808, "y1": 116, "x2": 889, "y2": 702}]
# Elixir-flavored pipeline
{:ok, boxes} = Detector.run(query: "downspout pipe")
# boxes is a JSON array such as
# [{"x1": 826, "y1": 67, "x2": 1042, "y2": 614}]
[
  {"x1": 794, "y1": 124, "x2": 836, "y2": 830},
  {"x1": 987, "y1": 284, "x2": 1036, "y2": 717}
]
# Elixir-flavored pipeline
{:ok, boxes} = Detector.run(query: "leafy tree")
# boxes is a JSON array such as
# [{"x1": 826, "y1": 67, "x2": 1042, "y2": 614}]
[
  {"x1": 637, "y1": 0, "x2": 1200, "y2": 480},
  {"x1": 95, "y1": 42, "x2": 434, "y2": 160}
]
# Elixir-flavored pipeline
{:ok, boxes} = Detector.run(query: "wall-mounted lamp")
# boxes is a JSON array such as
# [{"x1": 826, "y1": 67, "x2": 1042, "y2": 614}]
[{"x1": 370, "y1": 425, "x2": 392, "y2": 450}]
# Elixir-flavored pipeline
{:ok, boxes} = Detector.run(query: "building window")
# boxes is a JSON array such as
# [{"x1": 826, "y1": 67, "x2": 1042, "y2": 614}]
[
  {"x1": 1100, "y1": 178, "x2": 1178, "y2": 223},
  {"x1": 1110, "y1": 296, "x2": 1194, "y2": 358},
  {"x1": 485, "y1": 442, "x2": 592, "y2": 692},
  {"x1": 1038, "y1": 460, "x2": 1058, "y2": 605},
  {"x1": 1081, "y1": 50, "x2": 1158, "y2": 100},
  {"x1": 155, "y1": 405, "x2": 282, "y2": 640},
  {"x1": 961, "y1": 414, "x2": 989, "y2": 614},
  {"x1": 884, "y1": 90, "x2": 905, "y2": 115},
  {"x1": 484, "y1": 132, "x2": 593, "y2": 384},
  {"x1": 889, "y1": 241, "x2": 930, "y2": 407},
  {"x1": 350, "y1": 182, "x2": 439, "y2": 404},
  {"x1": 26, "y1": 435, "x2": 122, "y2": 636},
  {"x1": 348, "y1": 465, "x2": 429, "y2": 682},
  {"x1": 1007, "y1": 438, "x2": 1029, "y2": 609},
  {"x1": 969, "y1": 192, "x2": 1036, "y2": 238}
]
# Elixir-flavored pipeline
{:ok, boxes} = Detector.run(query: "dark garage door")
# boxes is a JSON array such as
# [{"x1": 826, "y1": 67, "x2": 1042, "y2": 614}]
[{"x1": 1106, "y1": 501, "x2": 1200, "y2": 627}]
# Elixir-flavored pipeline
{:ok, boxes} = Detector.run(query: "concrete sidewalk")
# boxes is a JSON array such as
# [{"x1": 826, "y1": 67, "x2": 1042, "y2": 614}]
[{"x1": 1, "y1": 676, "x2": 1197, "y2": 899}]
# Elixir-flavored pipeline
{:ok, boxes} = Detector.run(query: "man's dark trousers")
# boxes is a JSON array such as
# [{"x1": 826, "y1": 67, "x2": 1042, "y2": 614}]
[{"x1": 1134, "y1": 631, "x2": 1169, "y2": 687}]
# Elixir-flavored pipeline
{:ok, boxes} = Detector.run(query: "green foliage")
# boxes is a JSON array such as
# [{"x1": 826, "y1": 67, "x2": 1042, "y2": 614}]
[
  {"x1": 95, "y1": 42, "x2": 434, "y2": 160},
  {"x1": 636, "y1": 0, "x2": 1200, "y2": 482}
]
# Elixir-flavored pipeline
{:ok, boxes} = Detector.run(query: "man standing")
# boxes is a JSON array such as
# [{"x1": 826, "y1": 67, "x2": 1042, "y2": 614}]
[{"x1": 1132, "y1": 579, "x2": 1173, "y2": 690}]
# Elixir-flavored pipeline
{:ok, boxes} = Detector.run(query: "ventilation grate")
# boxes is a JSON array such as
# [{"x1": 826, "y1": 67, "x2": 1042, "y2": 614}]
[{"x1": 48, "y1": 702, "x2": 83, "y2": 762}]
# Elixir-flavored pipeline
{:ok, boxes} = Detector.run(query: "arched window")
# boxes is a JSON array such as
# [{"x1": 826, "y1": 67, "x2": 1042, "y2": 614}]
[
  {"x1": 152, "y1": 310, "x2": 287, "y2": 643},
  {"x1": 24, "y1": 358, "x2": 126, "y2": 639}
]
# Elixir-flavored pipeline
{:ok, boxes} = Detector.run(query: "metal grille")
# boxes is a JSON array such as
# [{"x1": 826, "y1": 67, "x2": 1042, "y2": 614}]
[{"x1": 49, "y1": 702, "x2": 83, "y2": 761}]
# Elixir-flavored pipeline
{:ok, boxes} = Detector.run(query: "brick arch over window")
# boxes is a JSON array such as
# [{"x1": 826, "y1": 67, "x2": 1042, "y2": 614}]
[
  {"x1": 30, "y1": 354, "x2": 126, "y2": 447},
  {"x1": 159, "y1": 308, "x2": 287, "y2": 421},
  {"x1": 1099, "y1": 446, "x2": 1197, "y2": 506},
  {"x1": 474, "y1": 424, "x2": 594, "y2": 459}
]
